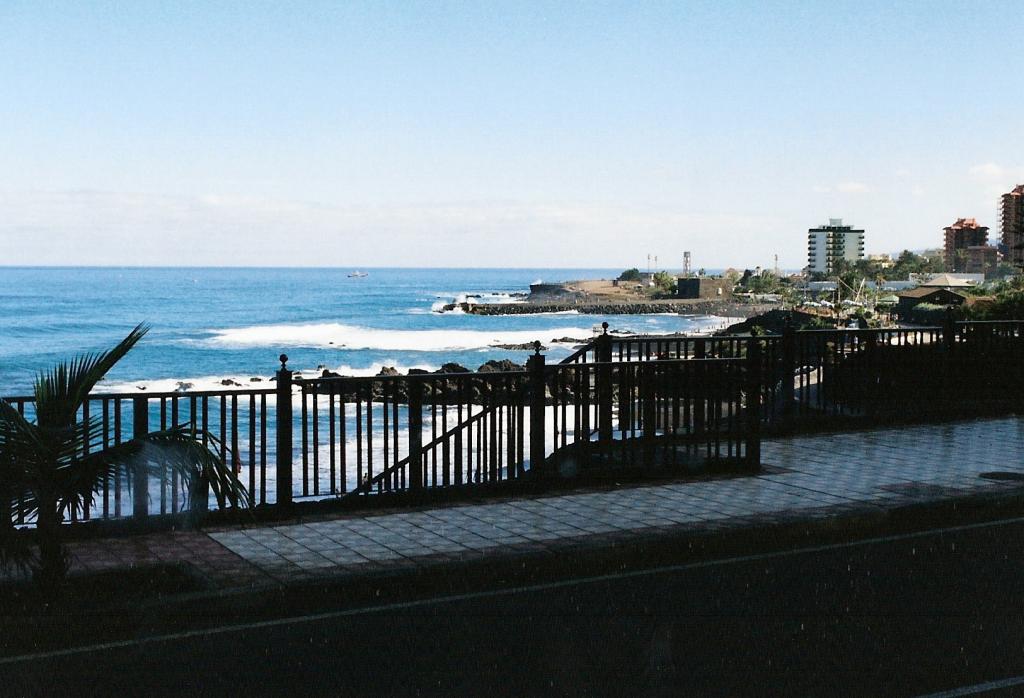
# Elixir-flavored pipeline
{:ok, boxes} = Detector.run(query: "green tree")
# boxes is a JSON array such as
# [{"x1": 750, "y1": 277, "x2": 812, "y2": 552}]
[
  {"x1": 618, "y1": 268, "x2": 642, "y2": 282},
  {"x1": 890, "y1": 250, "x2": 946, "y2": 278},
  {"x1": 0, "y1": 324, "x2": 249, "y2": 589},
  {"x1": 652, "y1": 270, "x2": 676, "y2": 293},
  {"x1": 993, "y1": 262, "x2": 1018, "y2": 280}
]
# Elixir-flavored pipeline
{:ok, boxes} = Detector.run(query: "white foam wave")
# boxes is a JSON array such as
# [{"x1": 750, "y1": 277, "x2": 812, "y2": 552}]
[
  {"x1": 469, "y1": 292, "x2": 526, "y2": 304},
  {"x1": 202, "y1": 323, "x2": 600, "y2": 352},
  {"x1": 98, "y1": 362, "x2": 439, "y2": 394},
  {"x1": 325, "y1": 362, "x2": 436, "y2": 377},
  {"x1": 99, "y1": 374, "x2": 273, "y2": 395},
  {"x1": 430, "y1": 300, "x2": 462, "y2": 313},
  {"x1": 429, "y1": 291, "x2": 526, "y2": 312}
]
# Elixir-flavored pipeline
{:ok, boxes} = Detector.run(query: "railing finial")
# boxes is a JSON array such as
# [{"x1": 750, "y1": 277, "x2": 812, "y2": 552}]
[
  {"x1": 602, "y1": 321, "x2": 609, "y2": 335},
  {"x1": 279, "y1": 354, "x2": 289, "y2": 370},
  {"x1": 533, "y1": 340, "x2": 542, "y2": 355}
]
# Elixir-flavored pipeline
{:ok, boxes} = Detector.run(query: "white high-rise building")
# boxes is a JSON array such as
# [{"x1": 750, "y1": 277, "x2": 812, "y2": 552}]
[{"x1": 806, "y1": 218, "x2": 865, "y2": 274}]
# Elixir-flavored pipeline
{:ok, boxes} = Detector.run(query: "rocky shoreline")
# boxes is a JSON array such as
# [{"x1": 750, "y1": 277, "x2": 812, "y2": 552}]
[{"x1": 443, "y1": 300, "x2": 775, "y2": 318}]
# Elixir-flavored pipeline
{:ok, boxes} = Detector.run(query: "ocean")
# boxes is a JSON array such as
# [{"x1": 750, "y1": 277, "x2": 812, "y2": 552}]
[{"x1": 0, "y1": 267, "x2": 733, "y2": 397}]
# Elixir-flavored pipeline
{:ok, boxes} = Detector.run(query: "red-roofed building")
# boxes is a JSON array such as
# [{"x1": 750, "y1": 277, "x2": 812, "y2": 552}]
[
  {"x1": 1001, "y1": 185, "x2": 1024, "y2": 268},
  {"x1": 943, "y1": 217, "x2": 988, "y2": 272}
]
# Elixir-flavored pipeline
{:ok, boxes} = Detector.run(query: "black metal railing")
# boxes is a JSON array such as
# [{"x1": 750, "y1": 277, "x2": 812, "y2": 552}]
[
  {"x1": 297, "y1": 369, "x2": 529, "y2": 499},
  {"x1": 5, "y1": 318, "x2": 1024, "y2": 527},
  {"x1": 3, "y1": 387, "x2": 275, "y2": 524}
]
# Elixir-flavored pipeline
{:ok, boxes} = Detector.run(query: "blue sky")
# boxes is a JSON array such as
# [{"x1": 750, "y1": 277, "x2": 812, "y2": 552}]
[{"x1": 1, "y1": 1, "x2": 1022, "y2": 268}]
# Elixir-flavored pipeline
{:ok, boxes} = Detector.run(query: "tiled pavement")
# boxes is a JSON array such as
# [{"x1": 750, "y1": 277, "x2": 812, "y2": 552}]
[
  {"x1": 63, "y1": 416, "x2": 1024, "y2": 590},
  {"x1": 205, "y1": 416, "x2": 1024, "y2": 585}
]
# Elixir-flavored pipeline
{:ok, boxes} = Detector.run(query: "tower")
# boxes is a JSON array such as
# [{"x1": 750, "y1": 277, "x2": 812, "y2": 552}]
[
  {"x1": 1001, "y1": 185, "x2": 1024, "y2": 268},
  {"x1": 806, "y1": 218, "x2": 865, "y2": 274},
  {"x1": 942, "y1": 218, "x2": 988, "y2": 272}
]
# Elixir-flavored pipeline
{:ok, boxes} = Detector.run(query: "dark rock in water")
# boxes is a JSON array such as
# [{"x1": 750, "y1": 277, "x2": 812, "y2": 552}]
[
  {"x1": 175, "y1": 382, "x2": 194, "y2": 393},
  {"x1": 137, "y1": 386, "x2": 147, "y2": 391},
  {"x1": 550, "y1": 336, "x2": 588, "y2": 344},
  {"x1": 377, "y1": 366, "x2": 401, "y2": 377},
  {"x1": 321, "y1": 369, "x2": 341, "y2": 378},
  {"x1": 438, "y1": 362, "x2": 470, "y2": 374},
  {"x1": 221, "y1": 379, "x2": 242, "y2": 387},
  {"x1": 492, "y1": 342, "x2": 546, "y2": 351},
  {"x1": 269, "y1": 376, "x2": 277, "y2": 382},
  {"x1": 719, "y1": 309, "x2": 825, "y2": 336},
  {"x1": 478, "y1": 359, "x2": 524, "y2": 373},
  {"x1": 250, "y1": 377, "x2": 262, "y2": 382},
  {"x1": 407, "y1": 368, "x2": 430, "y2": 375}
]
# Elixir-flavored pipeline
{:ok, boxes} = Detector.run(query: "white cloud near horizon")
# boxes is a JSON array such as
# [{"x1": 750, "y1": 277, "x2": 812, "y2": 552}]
[
  {"x1": 836, "y1": 181, "x2": 870, "y2": 194},
  {"x1": 0, "y1": 190, "x2": 787, "y2": 269},
  {"x1": 967, "y1": 163, "x2": 1024, "y2": 212},
  {"x1": 969, "y1": 162, "x2": 1024, "y2": 181},
  {"x1": 812, "y1": 181, "x2": 871, "y2": 194}
]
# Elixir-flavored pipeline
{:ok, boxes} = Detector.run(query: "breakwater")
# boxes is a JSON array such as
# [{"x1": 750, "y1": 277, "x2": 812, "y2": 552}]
[{"x1": 445, "y1": 300, "x2": 776, "y2": 317}]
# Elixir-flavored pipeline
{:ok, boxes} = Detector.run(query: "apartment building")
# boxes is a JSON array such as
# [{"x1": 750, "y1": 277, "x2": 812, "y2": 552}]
[{"x1": 807, "y1": 218, "x2": 865, "y2": 274}]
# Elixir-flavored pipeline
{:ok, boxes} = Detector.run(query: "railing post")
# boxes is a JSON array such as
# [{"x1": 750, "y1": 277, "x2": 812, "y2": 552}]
[
  {"x1": 865, "y1": 328, "x2": 881, "y2": 417},
  {"x1": 132, "y1": 397, "x2": 149, "y2": 520},
  {"x1": 527, "y1": 342, "x2": 547, "y2": 475},
  {"x1": 694, "y1": 338, "x2": 707, "y2": 435},
  {"x1": 275, "y1": 354, "x2": 293, "y2": 507},
  {"x1": 781, "y1": 318, "x2": 796, "y2": 432},
  {"x1": 641, "y1": 362, "x2": 657, "y2": 467},
  {"x1": 943, "y1": 307, "x2": 956, "y2": 352},
  {"x1": 595, "y1": 323, "x2": 613, "y2": 443},
  {"x1": 821, "y1": 340, "x2": 835, "y2": 411},
  {"x1": 408, "y1": 379, "x2": 424, "y2": 490},
  {"x1": 745, "y1": 338, "x2": 762, "y2": 470}
]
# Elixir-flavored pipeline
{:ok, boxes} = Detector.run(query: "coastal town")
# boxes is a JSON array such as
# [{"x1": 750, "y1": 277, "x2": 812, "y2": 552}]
[
  {"x1": 6, "y1": 4, "x2": 1024, "y2": 695},
  {"x1": 447, "y1": 184, "x2": 1024, "y2": 334}
]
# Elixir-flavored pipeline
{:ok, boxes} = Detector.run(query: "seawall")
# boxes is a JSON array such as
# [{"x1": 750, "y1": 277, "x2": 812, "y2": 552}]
[{"x1": 443, "y1": 300, "x2": 776, "y2": 317}]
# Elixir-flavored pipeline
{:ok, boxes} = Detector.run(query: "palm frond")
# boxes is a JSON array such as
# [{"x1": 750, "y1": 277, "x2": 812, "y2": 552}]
[
  {"x1": 0, "y1": 400, "x2": 43, "y2": 512},
  {"x1": 63, "y1": 424, "x2": 250, "y2": 519},
  {"x1": 0, "y1": 522, "x2": 36, "y2": 573},
  {"x1": 52, "y1": 439, "x2": 140, "y2": 521},
  {"x1": 139, "y1": 426, "x2": 251, "y2": 511},
  {"x1": 2, "y1": 403, "x2": 111, "y2": 522},
  {"x1": 33, "y1": 323, "x2": 149, "y2": 428},
  {"x1": 0, "y1": 399, "x2": 45, "y2": 460},
  {"x1": 0, "y1": 400, "x2": 42, "y2": 572}
]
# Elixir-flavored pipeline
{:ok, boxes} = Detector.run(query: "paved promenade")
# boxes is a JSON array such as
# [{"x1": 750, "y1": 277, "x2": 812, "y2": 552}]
[{"x1": 59, "y1": 416, "x2": 1024, "y2": 591}]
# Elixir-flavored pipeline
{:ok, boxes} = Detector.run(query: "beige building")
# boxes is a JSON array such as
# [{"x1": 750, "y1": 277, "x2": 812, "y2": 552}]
[{"x1": 866, "y1": 253, "x2": 894, "y2": 269}]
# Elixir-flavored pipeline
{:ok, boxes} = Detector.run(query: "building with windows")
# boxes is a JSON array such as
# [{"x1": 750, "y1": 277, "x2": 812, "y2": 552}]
[
  {"x1": 866, "y1": 253, "x2": 894, "y2": 269},
  {"x1": 806, "y1": 218, "x2": 864, "y2": 274},
  {"x1": 965, "y1": 245, "x2": 999, "y2": 277},
  {"x1": 942, "y1": 217, "x2": 989, "y2": 272},
  {"x1": 1001, "y1": 185, "x2": 1024, "y2": 268}
]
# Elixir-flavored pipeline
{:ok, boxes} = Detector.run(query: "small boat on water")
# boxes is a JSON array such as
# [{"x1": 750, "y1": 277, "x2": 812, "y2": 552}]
[{"x1": 347, "y1": 271, "x2": 369, "y2": 278}]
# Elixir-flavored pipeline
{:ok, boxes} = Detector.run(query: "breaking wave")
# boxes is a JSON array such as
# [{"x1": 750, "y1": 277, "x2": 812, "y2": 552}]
[
  {"x1": 200, "y1": 322, "x2": 601, "y2": 352},
  {"x1": 98, "y1": 363, "x2": 439, "y2": 394}
]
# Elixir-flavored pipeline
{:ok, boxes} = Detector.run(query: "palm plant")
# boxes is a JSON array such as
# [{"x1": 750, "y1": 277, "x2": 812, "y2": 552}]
[{"x1": 0, "y1": 324, "x2": 249, "y2": 588}]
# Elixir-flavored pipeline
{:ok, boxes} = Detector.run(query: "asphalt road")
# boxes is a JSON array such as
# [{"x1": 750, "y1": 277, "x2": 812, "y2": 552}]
[{"x1": 6, "y1": 517, "x2": 1024, "y2": 697}]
